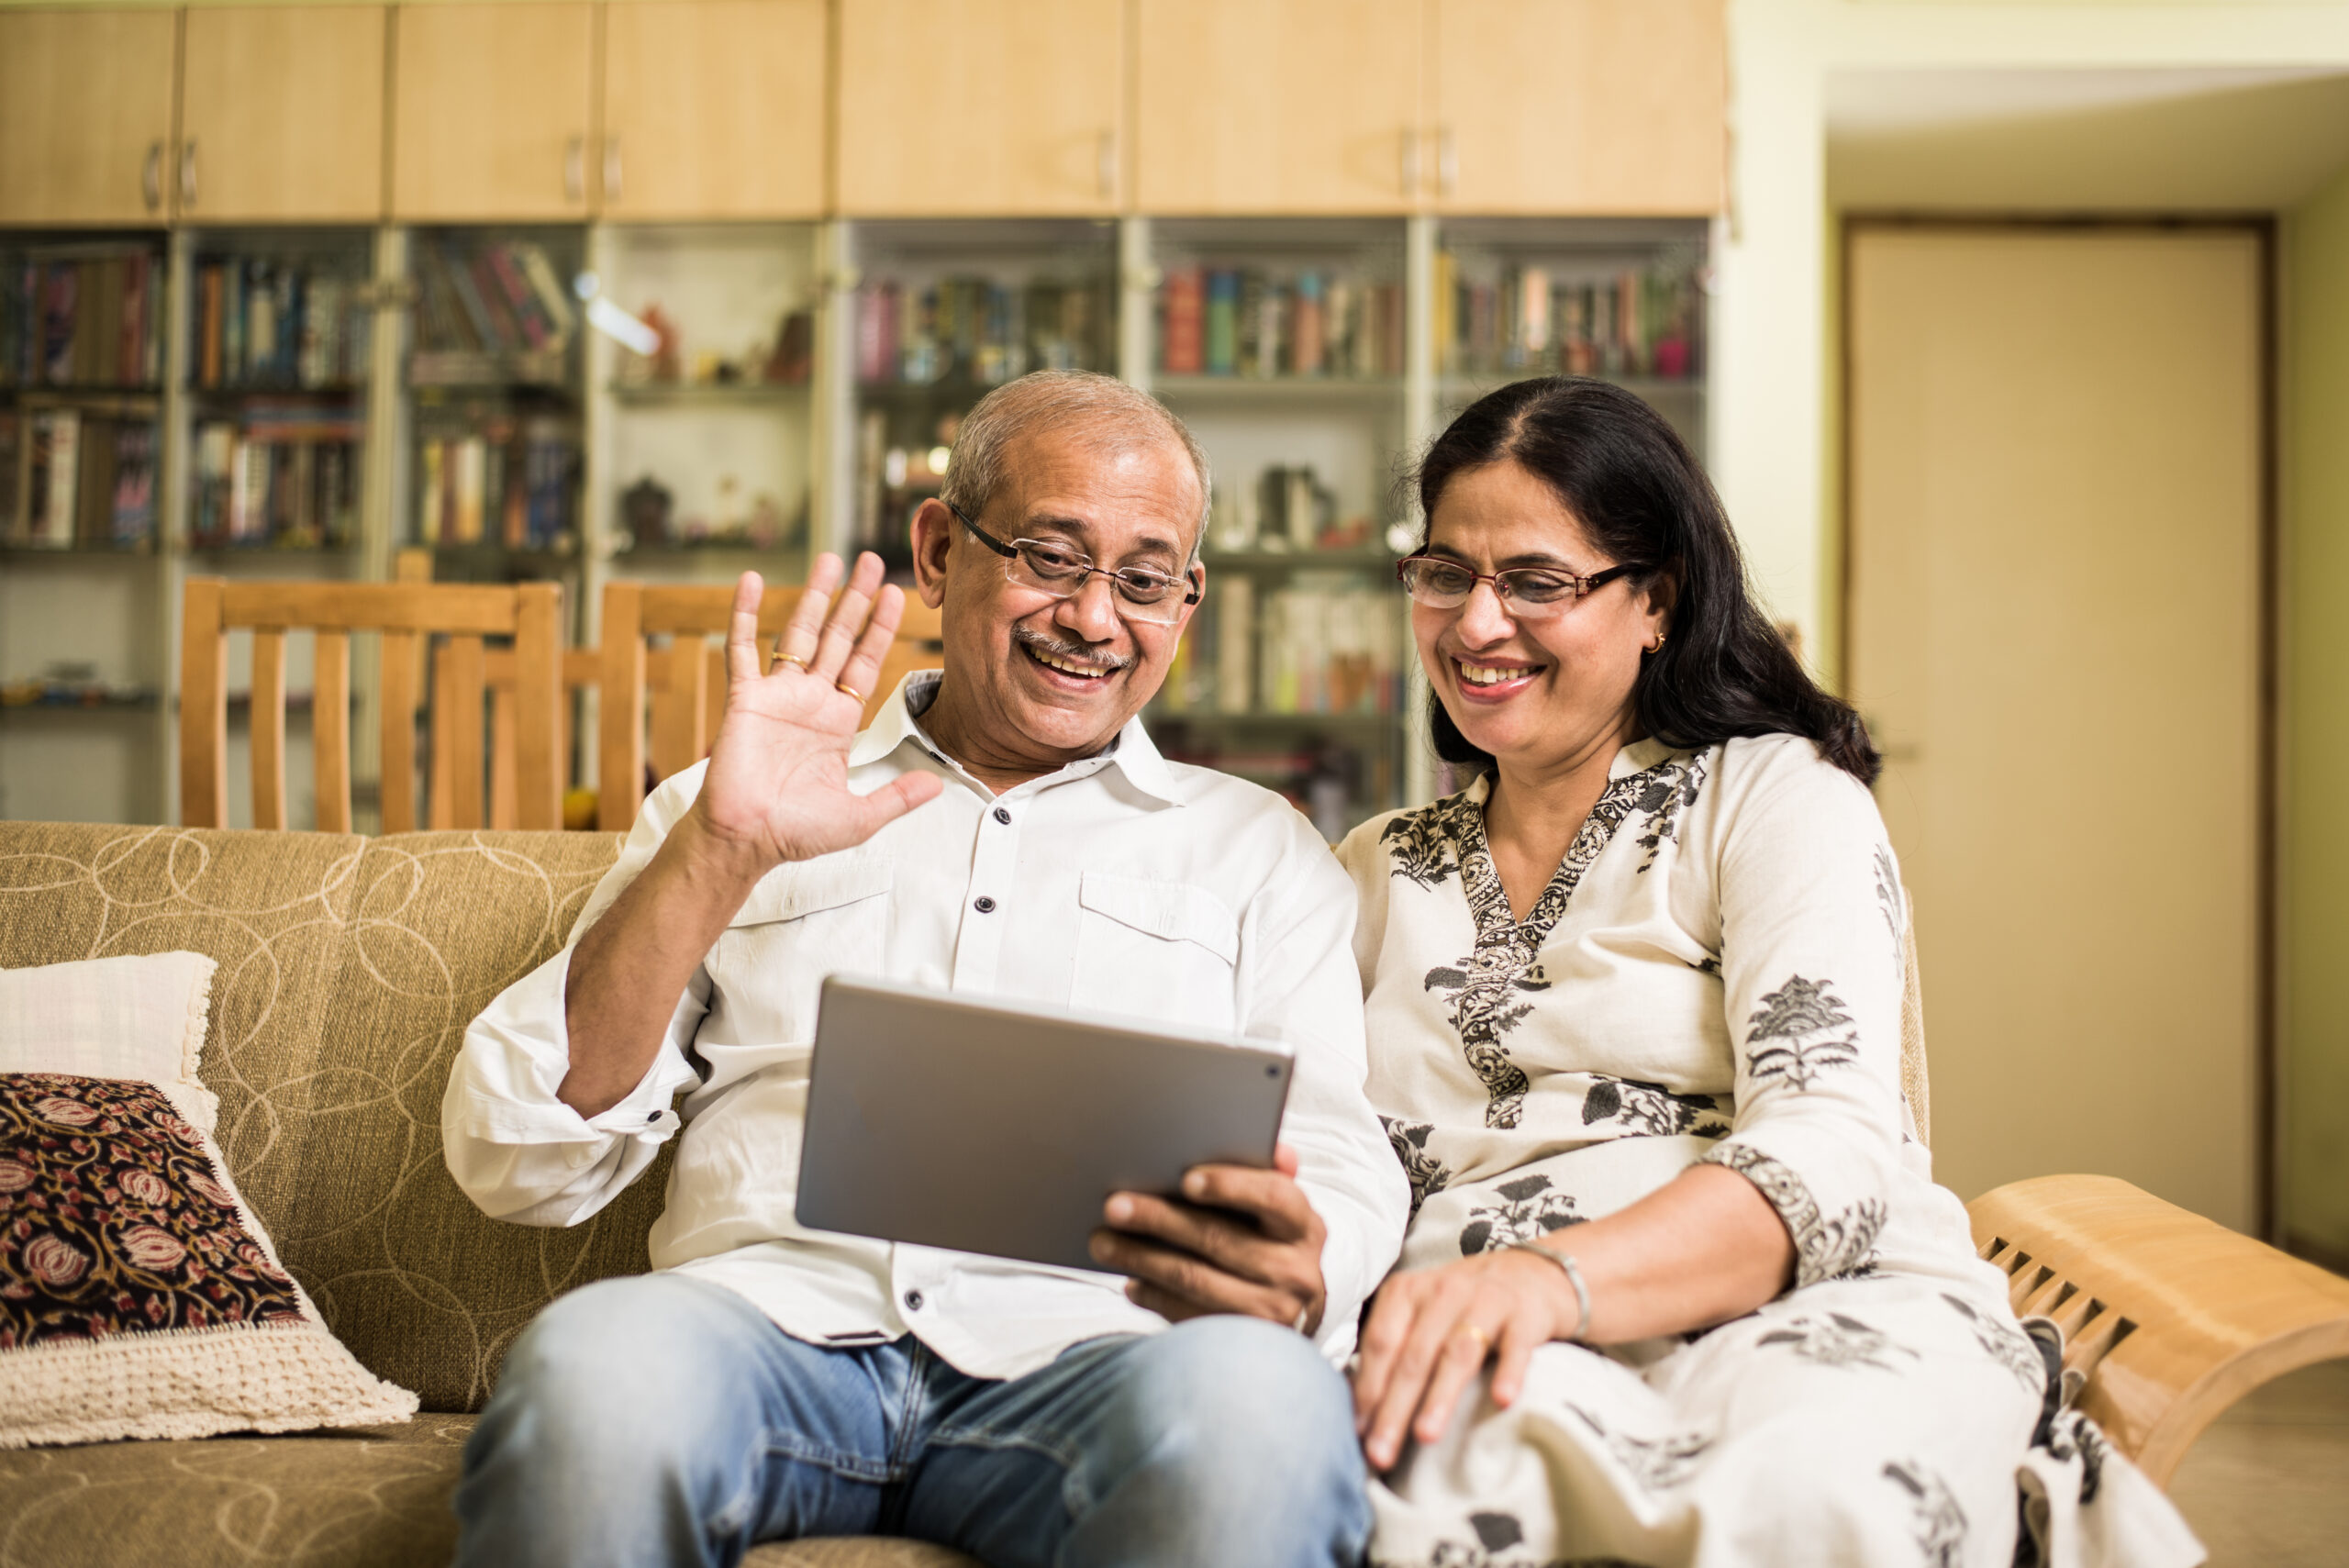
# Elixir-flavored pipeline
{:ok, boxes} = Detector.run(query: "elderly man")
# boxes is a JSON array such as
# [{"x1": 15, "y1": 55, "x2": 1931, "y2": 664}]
[{"x1": 442, "y1": 370, "x2": 1408, "y2": 1568}]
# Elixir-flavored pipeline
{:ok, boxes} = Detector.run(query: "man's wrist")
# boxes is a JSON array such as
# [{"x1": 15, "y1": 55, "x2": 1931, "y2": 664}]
[{"x1": 672, "y1": 806, "x2": 781, "y2": 895}]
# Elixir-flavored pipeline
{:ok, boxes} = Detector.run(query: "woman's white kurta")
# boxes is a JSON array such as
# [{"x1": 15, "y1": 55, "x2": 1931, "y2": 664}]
[{"x1": 1337, "y1": 735, "x2": 2202, "y2": 1568}]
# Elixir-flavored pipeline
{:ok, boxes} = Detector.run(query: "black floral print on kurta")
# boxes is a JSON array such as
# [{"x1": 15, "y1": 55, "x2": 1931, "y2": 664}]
[
  {"x1": 1580, "y1": 1075, "x2": 1730, "y2": 1140},
  {"x1": 1565, "y1": 1403, "x2": 1713, "y2": 1490},
  {"x1": 1883, "y1": 1460, "x2": 1967, "y2": 1568},
  {"x1": 1943, "y1": 1292, "x2": 2047, "y2": 1394},
  {"x1": 1381, "y1": 1117, "x2": 1454, "y2": 1220},
  {"x1": 1631, "y1": 754, "x2": 1707, "y2": 872},
  {"x1": 1745, "y1": 975, "x2": 1863, "y2": 1091},
  {"x1": 1700, "y1": 1141, "x2": 1886, "y2": 1288},
  {"x1": 1395, "y1": 763, "x2": 1694, "y2": 1129},
  {"x1": 1458, "y1": 1173, "x2": 1584, "y2": 1255},
  {"x1": 1755, "y1": 1311, "x2": 1919, "y2": 1372},
  {"x1": 0, "y1": 1073, "x2": 305, "y2": 1350}
]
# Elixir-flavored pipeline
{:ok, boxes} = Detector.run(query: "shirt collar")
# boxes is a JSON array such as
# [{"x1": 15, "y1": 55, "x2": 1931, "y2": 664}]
[{"x1": 850, "y1": 670, "x2": 1187, "y2": 807}]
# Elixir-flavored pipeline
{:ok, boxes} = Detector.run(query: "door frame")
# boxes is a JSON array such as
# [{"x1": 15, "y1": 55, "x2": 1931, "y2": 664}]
[{"x1": 1837, "y1": 213, "x2": 2280, "y2": 1240}]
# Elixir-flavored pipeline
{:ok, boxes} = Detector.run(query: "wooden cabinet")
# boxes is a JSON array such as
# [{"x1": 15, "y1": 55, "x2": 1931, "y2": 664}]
[
  {"x1": 1135, "y1": 0, "x2": 1423, "y2": 216},
  {"x1": 181, "y1": 7, "x2": 387, "y2": 223},
  {"x1": 1430, "y1": 0, "x2": 1723, "y2": 214},
  {"x1": 836, "y1": 0, "x2": 1123, "y2": 217},
  {"x1": 391, "y1": 3, "x2": 595, "y2": 222},
  {"x1": 602, "y1": 0, "x2": 827, "y2": 220},
  {"x1": 0, "y1": 10, "x2": 178, "y2": 227}
]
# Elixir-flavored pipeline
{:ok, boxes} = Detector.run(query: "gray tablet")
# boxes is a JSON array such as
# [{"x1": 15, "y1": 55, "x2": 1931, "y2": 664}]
[{"x1": 796, "y1": 975, "x2": 1295, "y2": 1273}]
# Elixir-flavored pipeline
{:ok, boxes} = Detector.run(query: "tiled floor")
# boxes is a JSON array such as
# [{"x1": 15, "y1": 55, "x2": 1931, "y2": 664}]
[{"x1": 2165, "y1": 1357, "x2": 2349, "y2": 1566}]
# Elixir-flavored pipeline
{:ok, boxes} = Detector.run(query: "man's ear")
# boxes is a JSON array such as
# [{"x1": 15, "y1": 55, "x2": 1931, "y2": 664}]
[{"x1": 909, "y1": 499, "x2": 953, "y2": 610}]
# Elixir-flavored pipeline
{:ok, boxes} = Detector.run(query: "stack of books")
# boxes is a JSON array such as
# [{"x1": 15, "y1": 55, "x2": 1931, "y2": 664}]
[
  {"x1": 191, "y1": 405, "x2": 362, "y2": 550},
  {"x1": 1160, "y1": 577, "x2": 1403, "y2": 718},
  {"x1": 0, "y1": 409, "x2": 156, "y2": 549},
  {"x1": 415, "y1": 421, "x2": 577, "y2": 550},
  {"x1": 1436, "y1": 253, "x2": 1703, "y2": 382},
  {"x1": 854, "y1": 276, "x2": 1112, "y2": 386},
  {"x1": 192, "y1": 256, "x2": 373, "y2": 391},
  {"x1": 411, "y1": 239, "x2": 577, "y2": 384},
  {"x1": 1156, "y1": 267, "x2": 1406, "y2": 380},
  {"x1": 0, "y1": 248, "x2": 164, "y2": 389}
]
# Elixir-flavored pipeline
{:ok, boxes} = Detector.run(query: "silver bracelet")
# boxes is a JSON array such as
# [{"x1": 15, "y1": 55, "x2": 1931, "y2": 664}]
[{"x1": 1508, "y1": 1241, "x2": 1592, "y2": 1342}]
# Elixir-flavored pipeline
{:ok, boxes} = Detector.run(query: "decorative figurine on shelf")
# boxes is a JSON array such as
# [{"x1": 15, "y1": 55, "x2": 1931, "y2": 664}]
[
  {"x1": 746, "y1": 492, "x2": 786, "y2": 550},
  {"x1": 619, "y1": 474, "x2": 673, "y2": 550},
  {"x1": 766, "y1": 310, "x2": 813, "y2": 384},
  {"x1": 640, "y1": 303, "x2": 681, "y2": 384}
]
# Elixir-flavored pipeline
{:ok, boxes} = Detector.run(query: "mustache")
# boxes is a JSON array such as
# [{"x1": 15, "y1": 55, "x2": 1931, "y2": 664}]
[{"x1": 1012, "y1": 626, "x2": 1135, "y2": 673}]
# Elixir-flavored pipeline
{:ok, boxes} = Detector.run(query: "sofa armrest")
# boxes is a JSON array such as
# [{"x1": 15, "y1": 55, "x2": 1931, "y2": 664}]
[{"x1": 1967, "y1": 1173, "x2": 2349, "y2": 1486}]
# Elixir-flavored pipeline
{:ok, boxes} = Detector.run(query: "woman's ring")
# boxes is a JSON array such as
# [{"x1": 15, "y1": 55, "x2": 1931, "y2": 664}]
[
  {"x1": 775, "y1": 653, "x2": 807, "y2": 673},
  {"x1": 835, "y1": 681, "x2": 866, "y2": 706},
  {"x1": 1454, "y1": 1323, "x2": 1492, "y2": 1356}
]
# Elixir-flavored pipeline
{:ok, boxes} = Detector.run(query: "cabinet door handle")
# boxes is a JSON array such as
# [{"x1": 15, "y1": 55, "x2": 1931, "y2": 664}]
[
  {"x1": 1401, "y1": 127, "x2": 1421, "y2": 197},
  {"x1": 142, "y1": 142, "x2": 162, "y2": 210},
  {"x1": 1097, "y1": 128, "x2": 1116, "y2": 202},
  {"x1": 603, "y1": 135, "x2": 623, "y2": 205},
  {"x1": 180, "y1": 139, "x2": 198, "y2": 209},
  {"x1": 564, "y1": 136, "x2": 585, "y2": 203},
  {"x1": 1438, "y1": 126, "x2": 1457, "y2": 197}
]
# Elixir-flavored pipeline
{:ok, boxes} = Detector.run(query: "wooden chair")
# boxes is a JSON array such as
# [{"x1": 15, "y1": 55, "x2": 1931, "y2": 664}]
[
  {"x1": 596, "y1": 583, "x2": 946, "y2": 830},
  {"x1": 482, "y1": 647, "x2": 600, "y2": 828},
  {"x1": 179, "y1": 578, "x2": 565, "y2": 832}
]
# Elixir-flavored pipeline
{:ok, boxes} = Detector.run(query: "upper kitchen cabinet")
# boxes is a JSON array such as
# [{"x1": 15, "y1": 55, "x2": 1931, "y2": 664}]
[
  {"x1": 1429, "y1": 0, "x2": 1724, "y2": 214},
  {"x1": 602, "y1": 0, "x2": 828, "y2": 220},
  {"x1": 392, "y1": 3, "x2": 596, "y2": 222},
  {"x1": 0, "y1": 9, "x2": 178, "y2": 227},
  {"x1": 1134, "y1": 0, "x2": 1422, "y2": 216},
  {"x1": 181, "y1": 7, "x2": 388, "y2": 223},
  {"x1": 836, "y1": 0, "x2": 1124, "y2": 217}
]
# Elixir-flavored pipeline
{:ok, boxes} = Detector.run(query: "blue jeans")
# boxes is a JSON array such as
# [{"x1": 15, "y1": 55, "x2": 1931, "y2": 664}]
[{"x1": 452, "y1": 1274, "x2": 1372, "y2": 1568}]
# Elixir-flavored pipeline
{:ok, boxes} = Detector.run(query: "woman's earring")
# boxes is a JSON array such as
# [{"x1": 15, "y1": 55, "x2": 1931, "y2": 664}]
[{"x1": 1647, "y1": 631, "x2": 1668, "y2": 653}]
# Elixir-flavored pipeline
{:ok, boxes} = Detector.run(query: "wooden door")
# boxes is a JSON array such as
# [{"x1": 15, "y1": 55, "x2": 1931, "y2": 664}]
[
  {"x1": 1430, "y1": 0, "x2": 1723, "y2": 214},
  {"x1": 181, "y1": 7, "x2": 386, "y2": 222},
  {"x1": 1135, "y1": 0, "x2": 1422, "y2": 215},
  {"x1": 836, "y1": 0, "x2": 1123, "y2": 216},
  {"x1": 602, "y1": 0, "x2": 827, "y2": 219},
  {"x1": 0, "y1": 10, "x2": 177, "y2": 226},
  {"x1": 392, "y1": 2, "x2": 595, "y2": 222},
  {"x1": 1847, "y1": 225, "x2": 2266, "y2": 1231}
]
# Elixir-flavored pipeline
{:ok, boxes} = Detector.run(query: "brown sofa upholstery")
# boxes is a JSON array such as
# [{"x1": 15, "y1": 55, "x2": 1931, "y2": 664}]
[{"x1": 0, "y1": 822, "x2": 974, "y2": 1568}]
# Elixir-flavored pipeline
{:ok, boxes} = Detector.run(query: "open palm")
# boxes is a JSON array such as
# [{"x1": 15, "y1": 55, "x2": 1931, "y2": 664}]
[{"x1": 694, "y1": 555, "x2": 944, "y2": 869}]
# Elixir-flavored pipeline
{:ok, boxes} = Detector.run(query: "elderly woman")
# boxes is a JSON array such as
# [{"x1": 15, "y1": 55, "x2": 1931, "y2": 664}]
[{"x1": 1340, "y1": 379, "x2": 2199, "y2": 1568}]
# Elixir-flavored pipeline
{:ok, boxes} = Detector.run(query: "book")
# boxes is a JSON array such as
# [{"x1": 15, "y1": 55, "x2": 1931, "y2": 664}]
[
  {"x1": 32, "y1": 410, "x2": 79, "y2": 546},
  {"x1": 1204, "y1": 271, "x2": 1238, "y2": 377},
  {"x1": 1162, "y1": 267, "x2": 1203, "y2": 375},
  {"x1": 1215, "y1": 575, "x2": 1254, "y2": 714}
]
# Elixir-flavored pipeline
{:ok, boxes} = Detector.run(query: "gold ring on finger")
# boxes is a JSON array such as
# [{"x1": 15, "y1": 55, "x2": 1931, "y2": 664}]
[
  {"x1": 775, "y1": 653, "x2": 807, "y2": 672},
  {"x1": 1454, "y1": 1323, "x2": 1493, "y2": 1356},
  {"x1": 835, "y1": 681, "x2": 866, "y2": 706}
]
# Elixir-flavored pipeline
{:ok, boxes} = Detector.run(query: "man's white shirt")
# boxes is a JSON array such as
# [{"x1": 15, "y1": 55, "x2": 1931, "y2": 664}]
[{"x1": 443, "y1": 672, "x2": 1408, "y2": 1380}]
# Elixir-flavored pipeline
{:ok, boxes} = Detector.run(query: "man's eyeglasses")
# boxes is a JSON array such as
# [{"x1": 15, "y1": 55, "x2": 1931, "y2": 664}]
[
  {"x1": 1395, "y1": 554, "x2": 1639, "y2": 620},
  {"x1": 949, "y1": 501, "x2": 1203, "y2": 627}
]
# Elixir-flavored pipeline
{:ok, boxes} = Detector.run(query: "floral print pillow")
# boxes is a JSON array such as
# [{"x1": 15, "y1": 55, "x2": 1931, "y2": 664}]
[{"x1": 0, "y1": 1072, "x2": 415, "y2": 1447}]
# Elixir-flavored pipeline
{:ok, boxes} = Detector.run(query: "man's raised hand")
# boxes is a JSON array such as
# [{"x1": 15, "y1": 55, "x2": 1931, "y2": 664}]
[{"x1": 690, "y1": 556, "x2": 944, "y2": 872}]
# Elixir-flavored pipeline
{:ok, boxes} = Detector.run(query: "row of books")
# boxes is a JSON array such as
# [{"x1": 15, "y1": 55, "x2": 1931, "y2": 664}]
[
  {"x1": 1157, "y1": 269, "x2": 1408, "y2": 380},
  {"x1": 413, "y1": 241, "x2": 578, "y2": 361},
  {"x1": 192, "y1": 258, "x2": 374, "y2": 391},
  {"x1": 191, "y1": 409, "x2": 362, "y2": 550},
  {"x1": 0, "y1": 410, "x2": 157, "y2": 548},
  {"x1": 416, "y1": 425, "x2": 578, "y2": 550},
  {"x1": 1206, "y1": 464, "x2": 1376, "y2": 555},
  {"x1": 0, "y1": 251, "x2": 165, "y2": 390},
  {"x1": 1436, "y1": 254, "x2": 1703, "y2": 382},
  {"x1": 854, "y1": 278, "x2": 1113, "y2": 387},
  {"x1": 1162, "y1": 578, "x2": 1404, "y2": 717}
]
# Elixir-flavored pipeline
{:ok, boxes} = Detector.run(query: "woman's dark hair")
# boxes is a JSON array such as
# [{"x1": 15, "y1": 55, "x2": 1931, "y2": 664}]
[{"x1": 1415, "y1": 376, "x2": 1878, "y2": 785}]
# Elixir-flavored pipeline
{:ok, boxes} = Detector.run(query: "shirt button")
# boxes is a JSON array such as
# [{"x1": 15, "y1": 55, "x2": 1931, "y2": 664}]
[
  {"x1": 646, "y1": 1110, "x2": 660, "y2": 1123},
  {"x1": 903, "y1": 1289, "x2": 925, "y2": 1312},
  {"x1": 993, "y1": 806, "x2": 1012, "y2": 826},
  {"x1": 974, "y1": 895, "x2": 996, "y2": 914}
]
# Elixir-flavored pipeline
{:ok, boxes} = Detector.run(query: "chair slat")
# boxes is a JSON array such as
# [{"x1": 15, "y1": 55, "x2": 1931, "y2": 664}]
[
  {"x1": 249, "y1": 629, "x2": 288, "y2": 831},
  {"x1": 598, "y1": 584, "x2": 647, "y2": 831},
  {"x1": 220, "y1": 581, "x2": 522, "y2": 635},
  {"x1": 178, "y1": 578, "x2": 229, "y2": 828},
  {"x1": 440, "y1": 634, "x2": 487, "y2": 829},
  {"x1": 650, "y1": 639, "x2": 708, "y2": 785},
  {"x1": 511, "y1": 584, "x2": 563, "y2": 830},
  {"x1": 313, "y1": 630, "x2": 352, "y2": 833},
  {"x1": 380, "y1": 628, "x2": 419, "y2": 833}
]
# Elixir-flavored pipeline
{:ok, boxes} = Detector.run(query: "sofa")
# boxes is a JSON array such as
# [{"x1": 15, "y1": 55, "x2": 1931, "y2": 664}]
[
  {"x1": 5, "y1": 819, "x2": 2346, "y2": 1568},
  {"x1": 0, "y1": 821, "x2": 974, "y2": 1568}
]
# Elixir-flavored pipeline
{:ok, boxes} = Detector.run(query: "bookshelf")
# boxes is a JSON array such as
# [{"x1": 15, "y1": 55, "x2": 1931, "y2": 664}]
[{"x1": 845, "y1": 219, "x2": 1120, "y2": 575}]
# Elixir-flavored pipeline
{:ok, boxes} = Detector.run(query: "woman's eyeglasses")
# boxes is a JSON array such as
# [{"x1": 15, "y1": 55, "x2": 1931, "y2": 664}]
[
  {"x1": 951, "y1": 502, "x2": 1202, "y2": 627},
  {"x1": 1395, "y1": 555, "x2": 1637, "y2": 620}
]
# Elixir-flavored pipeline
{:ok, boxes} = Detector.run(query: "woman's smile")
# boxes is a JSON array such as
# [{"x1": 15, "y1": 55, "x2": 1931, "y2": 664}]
[{"x1": 1449, "y1": 655, "x2": 1548, "y2": 702}]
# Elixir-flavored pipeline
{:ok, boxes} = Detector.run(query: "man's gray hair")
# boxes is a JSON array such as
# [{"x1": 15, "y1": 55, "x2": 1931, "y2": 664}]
[{"x1": 940, "y1": 370, "x2": 1212, "y2": 561}]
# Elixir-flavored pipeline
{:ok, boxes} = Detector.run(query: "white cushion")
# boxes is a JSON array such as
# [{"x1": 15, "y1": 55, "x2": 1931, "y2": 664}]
[{"x1": 0, "y1": 952, "x2": 219, "y2": 1134}]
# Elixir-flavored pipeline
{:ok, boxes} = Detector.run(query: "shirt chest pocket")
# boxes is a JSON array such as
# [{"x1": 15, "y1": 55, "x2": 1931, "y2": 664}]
[
  {"x1": 706, "y1": 857, "x2": 894, "y2": 1044},
  {"x1": 1070, "y1": 872, "x2": 1241, "y2": 1032}
]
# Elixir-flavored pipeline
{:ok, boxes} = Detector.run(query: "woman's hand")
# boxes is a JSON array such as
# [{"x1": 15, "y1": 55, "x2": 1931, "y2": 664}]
[
  {"x1": 690, "y1": 557, "x2": 943, "y2": 874},
  {"x1": 1353, "y1": 1246, "x2": 1582, "y2": 1472}
]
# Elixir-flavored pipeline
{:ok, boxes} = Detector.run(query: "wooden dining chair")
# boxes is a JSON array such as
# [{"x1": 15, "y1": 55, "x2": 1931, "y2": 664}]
[
  {"x1": 179, "y1": 578, "x2": 565, "y2": 832},
  {"x1": 596, "y1": 583, "x2": 946, "y2": 831},
  {"x1": 482, "y1": 646, "x2": 600, "y2": 829}
]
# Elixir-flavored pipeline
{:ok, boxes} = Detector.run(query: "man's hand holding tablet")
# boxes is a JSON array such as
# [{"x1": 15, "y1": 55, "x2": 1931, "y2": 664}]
[{"x1": 1091, "y1": 1145, "x2": 1329, "y2": 1335}]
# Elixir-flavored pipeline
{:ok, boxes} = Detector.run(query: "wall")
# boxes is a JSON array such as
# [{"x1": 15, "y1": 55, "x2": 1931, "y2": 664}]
[{"x1": 2283, "y1": 165, "x2": 2349, "y2": 1263}]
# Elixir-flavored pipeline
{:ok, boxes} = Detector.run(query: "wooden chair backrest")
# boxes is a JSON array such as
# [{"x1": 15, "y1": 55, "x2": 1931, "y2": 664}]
[
  {"x1": 481, "y1": 647, "x2": 599, "y2": 829},
  {"x1": 179, "y1": 578, "x2": 565, "y2": 833},
  {"x1": 596, "y1": 584, "x2": 946, "y2": 831}
]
